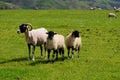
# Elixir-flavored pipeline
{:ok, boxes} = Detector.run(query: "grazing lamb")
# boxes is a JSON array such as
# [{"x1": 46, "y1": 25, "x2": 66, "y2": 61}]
[
  {"x1": 108, "y1": 13, "x2": 117, "y2": 18},
  {"x1": 17, "y1": 23, "x2": 48, "y2": 61},
  {"x1": 66, "y1": 30, "x2": 82, "y2": 59},
  {"x1": 46, "y1": 31, "x2": 65, "y2": 62}
]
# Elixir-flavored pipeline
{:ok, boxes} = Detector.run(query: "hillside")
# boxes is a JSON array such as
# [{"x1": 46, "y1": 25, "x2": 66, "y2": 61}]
[
  {"x1": 0, "y1": 0, "x2": 120, "y2": 9},
  {"x1": 0, "y1": 1, "x2": 20, "y2": 9}
]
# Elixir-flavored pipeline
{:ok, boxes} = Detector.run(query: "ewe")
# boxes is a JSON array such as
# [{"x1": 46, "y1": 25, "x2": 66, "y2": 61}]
[
  {"x1": 66, "y1": 30, "x2": 82, "y2": 59},
  {"x1": 46, "y1": 31, "x2": 65, "y2": 62}
]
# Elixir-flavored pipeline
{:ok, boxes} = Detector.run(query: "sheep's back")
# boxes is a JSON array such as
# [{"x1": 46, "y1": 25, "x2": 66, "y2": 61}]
[
  {"x1": 54, "y1": 34, "x2": 65, "y2": 49},
  {"x1": 26, "y1": 28, "x2": 48, "y2": 45},
  {"x1": 46, "y1": 34, "x2": 65, "y2": 50},
  {"x1": 108, "y1": 13, "x2": 116, "y2": 17},
  {"x1": 66, "y1": 34, "x2": 74, "y2": 47},
  {"x1": 73, "y1": 37, "x2": 82, "y2": 49},
  {"x1": 66, "y1": 33, "x2": 82, "y2": 48},
  {"x1": 36, "y1": 28, "x2": 48, "y2": 43}
]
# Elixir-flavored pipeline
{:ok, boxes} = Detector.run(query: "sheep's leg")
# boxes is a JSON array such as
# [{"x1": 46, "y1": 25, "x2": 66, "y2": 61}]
[
  {"x1": 44, "y1": 43, "x2": 47, "y2": 59},
  {"x1": 67, "y1": 47, "x2": 70, "y2": 58},
  {"x1": 78, "y1": 47, "x2": 80, "y2": 58},
  {"x1": 32, "y1": 45, "x2": 36, "y2": 61},
  {"x1": 59, "y1": 48, "x2": 62, "y2": 55},
  {"x1": 40, "y1": 45, "x2": 43, "y2": 57},
  {"x1": 52, "y1": 50, "x2": 56, "y2": 62},
  {"x1": 56, "y1": 50, "x2": 58, "y2": 60},
  {"x1": 47, "y1": 49, "x2": 51, "y2": 61},
  {"x1": 62, "y1": 48, "x2": 64, "y2": 61},
  {"x1": 28, "y1": 44, "x2": 31, "y2": 60},
  {"x1": 72, "y1": 47, "x2": 74, "y2": 59}
]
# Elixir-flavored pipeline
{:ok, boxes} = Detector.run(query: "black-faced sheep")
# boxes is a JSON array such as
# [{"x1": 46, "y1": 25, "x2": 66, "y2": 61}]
[
  {"x1": 66, "y1": 30, "x2": 82, "y2": 59},
  {"x1": 17, "y1": 23, "x2": 48, "y2": 61},
  {"x1": 46, "y1": 31, "x2": 65, "y2": 62}
]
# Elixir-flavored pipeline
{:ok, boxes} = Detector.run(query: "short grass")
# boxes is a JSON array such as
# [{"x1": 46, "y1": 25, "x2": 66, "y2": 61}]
[{"x1": 0, "y1": 10, "x2": 120, "y2": 80}]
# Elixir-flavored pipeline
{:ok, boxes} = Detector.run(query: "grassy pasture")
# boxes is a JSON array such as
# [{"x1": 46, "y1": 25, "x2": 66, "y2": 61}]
[{"x1": 0, "y1": 10, "x2": 120, "y2": 80}]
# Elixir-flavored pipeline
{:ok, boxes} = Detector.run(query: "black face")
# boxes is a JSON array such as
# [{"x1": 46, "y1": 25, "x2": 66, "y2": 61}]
[
  {"x1": 47, "y1": 31, "x2": 56, "y2": 40},
  {"x1": 17, "y1": 24, "x2": 28, "y2": 33},
  {"x1": 72, "y1": 30, "x2": 80, "y2": 37}
]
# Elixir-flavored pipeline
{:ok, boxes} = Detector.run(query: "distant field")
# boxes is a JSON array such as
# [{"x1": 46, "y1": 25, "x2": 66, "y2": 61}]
[{"x1": 0, "y1": 10, "x2": 120, "y2": 80}]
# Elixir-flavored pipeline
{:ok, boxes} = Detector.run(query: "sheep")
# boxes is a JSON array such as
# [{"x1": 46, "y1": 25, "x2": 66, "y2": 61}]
[
  {"x1": 90, "y1": 7, "x2": 96, "y2": 10},
  {"x1": 90, "y1": 7, "x2": 102, "y2": 10},
  {"x1": 113, "y1": 7, "x2": 120, "y2": 12},
  {"x1": 66, "y1": 30, "x2": 82, "y2": 59},
  {"x1": 97, "y1": 8, "x2": 102, "y2": 10},
  {"x1": 108, "y1": 13, "x2": 117, "y2": 18},
  {"x1": 115, "y1": 8, "x2": 120, "y2": 12},
  {"x1": 45, "y1": 31, "x2": 65, "y2": 62},
  {"x1": 17, "y1": 23, "x2": 48, "y2": 61}
]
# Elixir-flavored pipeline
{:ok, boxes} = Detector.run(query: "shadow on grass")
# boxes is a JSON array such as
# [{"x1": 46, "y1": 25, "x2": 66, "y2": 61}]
[
  {"x1": 29, "y1": 57, "x2": 68, "y2": 66},
  {"x1": 0, "y1": 57, "x2": 68, "y2": 65},
  {"x1": 0, "y1": 57, "x2": 27, "y2": 64}
]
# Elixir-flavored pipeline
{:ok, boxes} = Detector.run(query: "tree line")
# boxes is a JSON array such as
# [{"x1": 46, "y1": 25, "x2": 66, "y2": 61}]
[{"x1": 0, "y1": 0, "x2": 120, "y2": 10}]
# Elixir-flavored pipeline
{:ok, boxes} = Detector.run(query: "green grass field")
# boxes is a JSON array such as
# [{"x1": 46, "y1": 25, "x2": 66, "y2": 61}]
[{"x1": 0, "y1": 10, "x2": 120, "y2": 80}]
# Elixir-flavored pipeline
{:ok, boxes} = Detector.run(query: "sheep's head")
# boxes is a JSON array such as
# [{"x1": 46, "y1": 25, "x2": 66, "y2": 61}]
[
  {"x1": 72, "y1": 30, "x2": 80, "y2": 38},
  {"x1": 17, "y1": 23, "x2": 32, "y2": 34},
  {"x1": 46, "y1": 31, "x2": 57, "y2": 40}
]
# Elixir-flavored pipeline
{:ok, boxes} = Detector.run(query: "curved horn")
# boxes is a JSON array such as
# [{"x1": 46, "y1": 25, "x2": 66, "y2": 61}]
[{"x1": 26, "y1": 23, "x2": 33, "y2": 31}]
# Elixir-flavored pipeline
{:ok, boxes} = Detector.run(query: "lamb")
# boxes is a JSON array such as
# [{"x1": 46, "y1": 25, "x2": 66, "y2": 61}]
[
  {"x1": 45, "y1": 31, "x2": 65, "y2": 62},
  {"x1": 108, "y1": 13, "x2": 117, "y2": 18},
  {"x1": 17, "y1": 23, "x2": 48, "y2": 61},
  {"x1": 66, "y1": 30, "x2": 82, "y2": 59}
]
